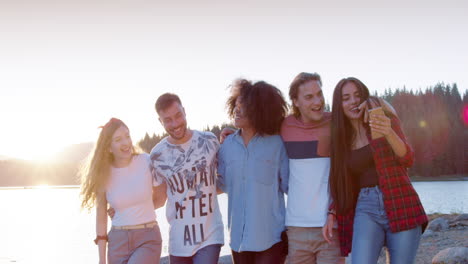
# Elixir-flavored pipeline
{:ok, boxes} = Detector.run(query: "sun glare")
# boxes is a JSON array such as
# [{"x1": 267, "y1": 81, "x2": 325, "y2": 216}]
[
  {"x1": 18, "y1": 150, "x2": 59, "y2": 163},
  {"x1": 36, "y1": 184, "x2": 51, "y2": 189},
  {"x1": 4, "y1": 141, "x2": 64, "y2": 162},
  {"x1": 419, "y1": 120, "x2": 427, "y2": 128}
]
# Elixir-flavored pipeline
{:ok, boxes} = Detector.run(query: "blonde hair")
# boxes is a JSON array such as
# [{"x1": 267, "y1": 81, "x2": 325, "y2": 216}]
[{"x1": 80, "y1": 118, "x2": 139, "y2": 210}]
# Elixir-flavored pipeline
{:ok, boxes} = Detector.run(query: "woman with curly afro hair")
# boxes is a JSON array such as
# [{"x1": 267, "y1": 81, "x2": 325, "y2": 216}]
[{"x1": 217, "y1": 79, "x2": 289, "y2": 264}]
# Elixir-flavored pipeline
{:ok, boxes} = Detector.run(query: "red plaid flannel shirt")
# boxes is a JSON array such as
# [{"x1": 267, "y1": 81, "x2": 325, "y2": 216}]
[{"x1": 336, "y1": 116, "x2": 428, "y2": 256}]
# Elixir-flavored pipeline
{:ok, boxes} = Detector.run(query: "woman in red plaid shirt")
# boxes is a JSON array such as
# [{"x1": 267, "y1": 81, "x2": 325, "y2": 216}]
[{"x1": 325, "y1": 77, "x2": 428, "y2": 264}]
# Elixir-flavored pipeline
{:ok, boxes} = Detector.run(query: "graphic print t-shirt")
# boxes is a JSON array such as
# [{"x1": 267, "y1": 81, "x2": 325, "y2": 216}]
[{"x1": 150, "y1": 130, "x2": 224, "y2": 256}]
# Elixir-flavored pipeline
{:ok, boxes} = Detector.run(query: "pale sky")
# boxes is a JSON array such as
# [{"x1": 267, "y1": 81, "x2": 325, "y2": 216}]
[{"x1": 1, "y1": 0, "x2": 467, "y2": 160}]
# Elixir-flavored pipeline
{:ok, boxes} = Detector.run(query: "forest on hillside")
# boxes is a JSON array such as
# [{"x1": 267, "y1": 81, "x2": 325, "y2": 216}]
[
  {"x1": 379, "y1": 83, "x2": 467, "y2": 176},
  {"x1": 0, "y1": 83, "x2": 466, "y2": 186},
  {"x1": 138, "y1": 83, "x2": 467, "y2": 177}
]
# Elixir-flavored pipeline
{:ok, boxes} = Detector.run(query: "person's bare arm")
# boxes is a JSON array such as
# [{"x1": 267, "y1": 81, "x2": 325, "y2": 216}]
[
  {"x1": 220, "y1": 127, "x2": 236, "y2": 143},
  {"x1": 370, "y1": 113, "x2": 407, "y2": 157},
  {"x1": 216, "y1": 187, "x2": 225, "y2": 195},
  {"x1": 322, "y1": 213, "x2": 336, "y2": 244},
  {"x1": 152, "y1": 182, "x2": 168, "y2": 209},
  {"x1": 96, "y1": 192, "x2": 108, "y2": 264}
]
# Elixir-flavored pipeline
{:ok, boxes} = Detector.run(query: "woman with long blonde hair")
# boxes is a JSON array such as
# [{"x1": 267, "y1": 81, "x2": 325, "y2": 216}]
[{"x1": 80, "y1": 118, "x2": 164, "y2": 264}]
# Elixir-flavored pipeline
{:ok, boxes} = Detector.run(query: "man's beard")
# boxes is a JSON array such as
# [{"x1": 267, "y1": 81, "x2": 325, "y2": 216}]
[{"x1": 168, "y1": 125, "x2": 187, "y2": 140}]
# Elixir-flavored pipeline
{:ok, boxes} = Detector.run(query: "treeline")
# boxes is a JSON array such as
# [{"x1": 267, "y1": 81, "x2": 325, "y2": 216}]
[
  {"x1": 0, "y1": 83, "x2": 463, "y2": 187},
  {"x1": 379, "y1": 83, "x2": 467, "y2": 177},
  {"x1": 137, "y1": 124, "x2": 233, "y2": 153},
  {"x1": 138, "y1": 83, "x2": 467, "y2": 177},
  {"x1": 0, "y1": 142, "x2": 93, "y2": 187}
]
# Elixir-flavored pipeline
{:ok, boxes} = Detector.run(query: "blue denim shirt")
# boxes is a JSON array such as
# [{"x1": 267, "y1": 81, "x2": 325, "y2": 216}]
[{"x1": 217, "y1": 131, "x2": 289, "y2": 252}]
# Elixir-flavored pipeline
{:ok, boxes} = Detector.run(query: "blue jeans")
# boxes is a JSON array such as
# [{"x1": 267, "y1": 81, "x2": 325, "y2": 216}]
[
  {"x1": 170, "y1": 244, "x2": 222, "y2": 264},
  {"x1": 351, "y1": 186, "x2": 422, "y2": 264}
]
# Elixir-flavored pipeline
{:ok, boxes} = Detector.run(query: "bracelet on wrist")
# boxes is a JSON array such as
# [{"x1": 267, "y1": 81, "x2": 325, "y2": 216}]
[{"x1": 94, "y1": 235, "x2": 108, "y2": 245}]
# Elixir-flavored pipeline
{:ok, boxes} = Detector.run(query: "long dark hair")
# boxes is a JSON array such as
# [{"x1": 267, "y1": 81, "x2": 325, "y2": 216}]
[
  {"x1": 329, "y1": 77, "x2": 370, "y2": 214},
  {"x1": 330, "y1": 77, "x2": 398, "y2": 213},
  {"x1": 227, "y1": 79, "x2": 288, "y2": 135}
]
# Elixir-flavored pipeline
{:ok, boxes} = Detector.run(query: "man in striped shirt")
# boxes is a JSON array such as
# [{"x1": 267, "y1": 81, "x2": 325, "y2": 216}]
[{"x1": 281, "y1": 72, "x2": 344, "y2": 264}]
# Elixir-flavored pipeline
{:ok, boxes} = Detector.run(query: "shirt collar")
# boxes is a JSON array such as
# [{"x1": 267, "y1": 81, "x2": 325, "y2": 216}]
[{"x1": 232, "y1": 129, "x2": 259, "y2": 146}]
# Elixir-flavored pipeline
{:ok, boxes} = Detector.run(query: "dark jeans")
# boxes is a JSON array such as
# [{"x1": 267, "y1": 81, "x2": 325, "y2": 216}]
[
  {"x1": 170, "y1": 244, "x2": 222, "y2": 264},
  {"x1": 231, "y1": 241, "x2": 287, "y2": 264}
]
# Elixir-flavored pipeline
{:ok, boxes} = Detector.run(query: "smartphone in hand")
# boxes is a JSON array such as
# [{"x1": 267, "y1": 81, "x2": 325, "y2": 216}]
[{"x1": 368, "y1": 107, "x2": 385, "y2": 139}]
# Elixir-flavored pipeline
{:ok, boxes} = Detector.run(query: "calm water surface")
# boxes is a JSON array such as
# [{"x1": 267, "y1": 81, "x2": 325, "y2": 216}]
[{"x1": 0, "y1": 181, "x2": 466, "y2": 264}]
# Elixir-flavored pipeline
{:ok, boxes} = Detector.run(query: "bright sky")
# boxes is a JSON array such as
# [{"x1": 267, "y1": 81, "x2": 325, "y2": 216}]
[{"x1": 1, "y1": 0, "x2": 467, "y2": 160}]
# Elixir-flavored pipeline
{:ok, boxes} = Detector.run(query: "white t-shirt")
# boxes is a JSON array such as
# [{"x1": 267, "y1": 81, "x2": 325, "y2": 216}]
[
  {"x1": 150, "y1": 130, "x2": 224, "y2": 257},
  {"x1": 286, "y1": 158, "x2": 330, "y2": 227},
  {"x1": 106, "y1": 153, "x2": 158, "y2": 226}
]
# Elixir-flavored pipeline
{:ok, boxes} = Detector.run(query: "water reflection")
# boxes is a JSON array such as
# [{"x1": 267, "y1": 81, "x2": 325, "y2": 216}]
[{"x1": 0, "y1": 181, "x2": 466, "y2": 264}]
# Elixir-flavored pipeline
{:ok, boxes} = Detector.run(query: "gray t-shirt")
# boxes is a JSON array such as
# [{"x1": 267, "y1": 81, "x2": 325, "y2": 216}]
[{"x1": 150, "y1": 130, "x2": 224, "y2": 256}]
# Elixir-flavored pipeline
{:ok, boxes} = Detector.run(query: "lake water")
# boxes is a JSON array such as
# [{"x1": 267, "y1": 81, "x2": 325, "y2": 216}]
[{"x1": 0, "y1": 181, "x2": 466, "y2": 264}]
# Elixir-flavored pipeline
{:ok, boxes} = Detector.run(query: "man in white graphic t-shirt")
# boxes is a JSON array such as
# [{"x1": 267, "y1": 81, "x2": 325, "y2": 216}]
[{"x1": 150, "y1": 93, "x2": 224, "y2": 264}]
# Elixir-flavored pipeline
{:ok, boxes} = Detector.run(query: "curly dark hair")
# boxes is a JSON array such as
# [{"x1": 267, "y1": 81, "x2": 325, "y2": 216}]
[{"x1": 226, "y1": 79, "x2": 288, "y2": 136}]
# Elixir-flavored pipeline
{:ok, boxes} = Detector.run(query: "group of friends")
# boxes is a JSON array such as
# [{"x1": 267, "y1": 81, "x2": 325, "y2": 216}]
[{"x1": 80, "y1": 72, "x2": 428, "y2": 264}]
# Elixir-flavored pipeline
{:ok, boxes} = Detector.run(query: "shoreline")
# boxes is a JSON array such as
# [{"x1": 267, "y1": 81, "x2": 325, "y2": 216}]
[
  {"x1": 0, "y1": 175, "x2": 467, "y2": 189},
  {"x1": 411, "y1": 175, "x2": 468, "y2": 182},
  {"x1": 159, "y1": 213, "x2": 468, "y2": 264}
]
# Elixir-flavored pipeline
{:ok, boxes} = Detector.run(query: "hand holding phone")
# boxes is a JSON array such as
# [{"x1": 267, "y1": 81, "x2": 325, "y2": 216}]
[{"x1": 368, "y1": 107, "x2": 385, "y2": 139}]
